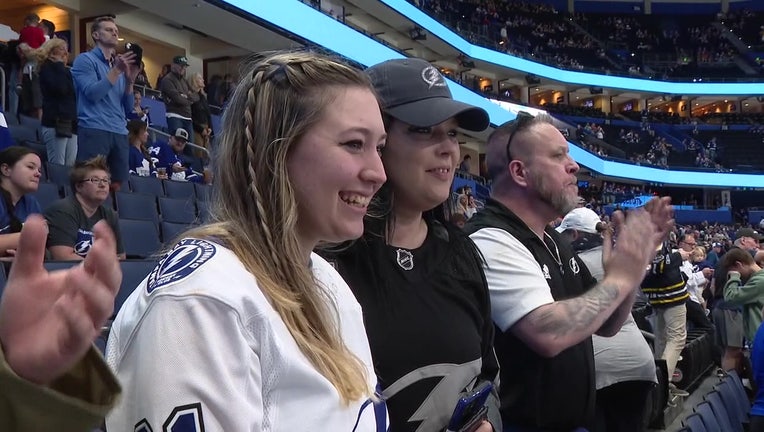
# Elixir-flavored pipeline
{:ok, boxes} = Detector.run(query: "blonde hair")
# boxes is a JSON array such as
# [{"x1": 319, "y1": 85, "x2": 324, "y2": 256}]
[
  {"x1": 183, "y1": 51, "x2": 375, "y2": 404},
  {"x1": 691, "y1": 246, "x2": 706, "y2": 262},
  {"x1": 187, "y1": 71, "x2": 205, "y2": 94},
  {"x1": 29, "y1": 38, "x2": 68, "y2": 63}
]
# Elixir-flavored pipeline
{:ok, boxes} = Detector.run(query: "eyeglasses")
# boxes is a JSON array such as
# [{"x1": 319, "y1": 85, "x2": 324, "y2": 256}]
[
  {"x1": 505, "y1": 111, "x2": 536, "y2": 163},
  {"x1": 681, "y1": 240, "x2": 697, "y2": 247},
  {"x1": 82, "y1": 177, "x2": 111, "y2": 185}
]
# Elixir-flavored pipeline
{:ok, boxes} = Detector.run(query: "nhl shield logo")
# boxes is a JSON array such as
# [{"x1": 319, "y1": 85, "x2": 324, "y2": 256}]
[{"x1": 396, "y1": 248, "x2": 414, "y2": 271}]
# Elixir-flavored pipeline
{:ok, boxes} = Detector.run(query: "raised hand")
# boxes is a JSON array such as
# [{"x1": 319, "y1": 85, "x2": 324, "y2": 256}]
[{"x1": 0, "y1": 215, "x2": 122, "y2": 385}]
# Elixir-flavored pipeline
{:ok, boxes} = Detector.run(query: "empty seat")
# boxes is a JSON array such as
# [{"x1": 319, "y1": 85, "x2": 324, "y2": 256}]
[
  {"x1": 18, "y1": 115, "x2": 41, "y2": 129},
  {"x1": 161, "y1": 221, "x2": 194, "y2": 244},
  {"x1": 694, "y1": 402, "x2": 720, "y2": 431},
  {"x1": 46, "y1": 163, "x2": 71, "y2": 188},
  {"x1": 158, "y1": 197, "x2": 196, "y2": 224},
  {"x1": 705, "y1": 390, "x2": 737, "y2": 432},
  {"x1": 715, "y1": 380, "x2": 747, "y2": 431},
  {"x1": 119, "y1": 219, "x2": 161, "y2": 259},
  {"x1": 682, "y1": 413, "x2": 708, "y2": 432},
  {"x1": 129, "y1": 175, "x2": 164, "y2": 198},
  {"x1": 115, "y1": 192, "x2": 159, "y2": 226},
  {"x1": 163, "y1": 179, "x2": 196, "y2": 200},
  {"x1": 33, "y1": 182, "x2": 62, "y2": 210},
  {"x1": 116, "y1": 260, "x2": 158, "y2": 314},
  {"x1": 9, "y1": 125, "x2": 38, "y2": 146},
  {"x1": 194, "y1": 183, "x2": 211, "y2": 201}
]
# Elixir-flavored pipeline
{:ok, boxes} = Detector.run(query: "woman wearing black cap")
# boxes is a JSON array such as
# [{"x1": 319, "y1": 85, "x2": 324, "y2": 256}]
[{"x1": 323, "y1": 58, "x2": 500, "y2": 432}]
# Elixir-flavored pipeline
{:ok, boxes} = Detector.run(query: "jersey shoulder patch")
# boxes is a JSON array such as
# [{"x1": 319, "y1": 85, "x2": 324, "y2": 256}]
[{"x1": 147, "y1": 238, "x2": 217, "y2": 294}]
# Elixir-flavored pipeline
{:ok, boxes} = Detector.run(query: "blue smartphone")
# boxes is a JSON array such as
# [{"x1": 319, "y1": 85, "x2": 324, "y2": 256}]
[{"x1": 445, "y1": 381, "x2": 493, "y2": 432}]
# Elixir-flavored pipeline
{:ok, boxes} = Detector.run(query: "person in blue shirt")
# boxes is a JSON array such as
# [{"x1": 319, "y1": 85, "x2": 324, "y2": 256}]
[
  {"x1": 70, "y1": 16, "x2": 139, "y2": 193},
  {"x1": 751, "y1": 321, "x2": 764, "y2": 431},
  {"x1": 148, "y1": 128, "x2": 205, "y2": 183},
  {"x1": 0, "y1": 146, "x2": 42, "y2": 256}
]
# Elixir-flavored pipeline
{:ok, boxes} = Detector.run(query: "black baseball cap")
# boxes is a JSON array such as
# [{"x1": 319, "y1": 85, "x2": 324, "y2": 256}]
[
  {"x1": 736, "y1": 227, "x2": 762, "y2": 241},
  {"x1": 365, "y1": 58, "x2": 489, "y2": 132}
]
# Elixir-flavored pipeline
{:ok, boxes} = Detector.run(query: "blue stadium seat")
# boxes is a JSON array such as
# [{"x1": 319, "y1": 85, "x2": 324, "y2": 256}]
[
  {"x1": 682, "y1": 412, "x2": 708, "y2": 432},
  {"x1": 115, "y1": 192, "x2": 159, "y2": 227},
  {"x1": 726, "y1": 371, "x2": 752, "y2": 416},
  {"x1": 197, "y1": 199, "x2": 211, "y2": 223},
  {"x1": 715, "y1": 379, "x2": 747, "y2": 431},
  {"x1": 705, "y1": 390, "x2": 737, "y2": 431},
  {"x1": 161, "y1": 221, "x2": 194, "y2": 244},
  {"x1": 118, "y1": 219, "x2": 161, "y2": 259},
  {"x1": 33, "y1": 182, "x2": 62, "y2": 211},
  {"x1": 18, "y1": 115, "x2": 41, "y2": 129},
  {"x1": 194, "y1": 182, "x2": 211, "y2": 201},
  {"x1": 128, "y1": 174, "x2": 165, "y2": 198},
  {"x1": 143, "y1": 98, "x2": 167, "y2": 130},
  {"x1": 694, "y1": 401, "x2": 720, "y2": 431},
  {"x1": 116, "y1": 260, "x2": 158, "y2": 314},
  {"x1": 46, "y1": 163, "x2": 70, "y2": 188},
  {"x1": 9, "y1": 125, "x2": 38, "y2": 146},
  {"x1": 158, "y1": 197, "x2": 196, "y2": 224},
  {"x1": 163, "y1": 179, "x2": 196, "y2": 200}
]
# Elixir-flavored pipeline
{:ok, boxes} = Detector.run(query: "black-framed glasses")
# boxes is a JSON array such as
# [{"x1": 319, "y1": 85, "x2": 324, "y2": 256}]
[
  {"x1": 82, "y1": 177, "x2": 111, "y2": 185},
  {"x1": 505, "y1": 111, "x2": 536, "y2": 163}
]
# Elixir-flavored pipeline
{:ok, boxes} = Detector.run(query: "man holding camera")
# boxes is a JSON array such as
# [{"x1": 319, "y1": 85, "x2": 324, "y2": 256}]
[{"x1": 71, "y1": 16, "x2": 139, "y2": 192}]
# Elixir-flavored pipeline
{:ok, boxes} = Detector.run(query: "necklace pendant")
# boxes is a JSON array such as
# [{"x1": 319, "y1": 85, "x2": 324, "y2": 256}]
[{"x1": 396, "y1": 249, "x2": 414, "y2": 271}]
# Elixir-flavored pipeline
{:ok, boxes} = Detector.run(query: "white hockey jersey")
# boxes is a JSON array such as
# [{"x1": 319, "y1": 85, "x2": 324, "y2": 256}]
[{"x1": 106, "y1": 238, "x2": 384, "y2": 432}]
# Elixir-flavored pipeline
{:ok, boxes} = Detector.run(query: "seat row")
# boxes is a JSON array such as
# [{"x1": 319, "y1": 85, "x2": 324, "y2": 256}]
[{"x1": 679, "y1": 371, "x2": 751, "y2": 432}]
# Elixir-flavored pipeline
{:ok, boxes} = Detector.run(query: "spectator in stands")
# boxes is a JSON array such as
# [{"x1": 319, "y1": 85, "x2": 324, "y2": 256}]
[
  {"x1": 126, "y1": 120, "x2": 161, "y2": 178},
  {"x1": 459, "y1": 154, "x2": 471, "y2": 172},
  {"x1": 44, "y1": 156, "x2": 124, "y2": 261},
  {"x1": 466, "y1": 112, "x2": 673, "y2": 430},
  {"x1": 39, "y1": 19, "x2": 55, "y2": 40},
  {"x1": 710, "y1": 229, "x2": 756, "y2": 375},
  {"x1": 0, "y1": 215, "x2": 121, "y2": 431},
  {"x1": 707, "y1": 242, "x2": 722, "y2": 267},
  {"x1": 17, "y1": 14, "x2": 45, "y2": 120},
  {"x1": 323, "y1": 57, "x2": 498, "y2": 432},
  {"x1": 36, "y1": 38, "x2": 78, "y2": 166},
  {"x1": 679, "y1": 234, "x2": 714, "y2": 333},
  {"x1": 134, "y1": 61, "x2": 151, "y2": 90},
  {"x1": 641, "y1": 240, "x2": 690, "y2": 398},
  {"x1": 159, "y1": 56, "x2": 197, "y2": 143},
  {"x1": 187, "y1": 71, "x2": 212, "y2": 150},
  {"x1": 557, "y1": 207, "x2": 656, "y2": 432},
  {"x1": 0, "y1": 147, "x2": 42, "y2": 257},
  {"x1": 126, "y1": 90, "x2": 149, "y2": 124},
  {"x1": 0, "y1": 106, "x2": 14, "y2": 151},
  {"x1": 721, "y1": 248, "x2": 764, "y2": 343},
  {"x1": 148, "y1": 128, "x2": 205, "y2": 183},
  {"x1": 106, "y1": 50, "x2": 388, "y2": 432},
  {"x1": 71, "y1": 16, "x2": 139, "y2": 193},
  {"x1": 155, "y1": 64, "x2": 170, "y2": 90}
]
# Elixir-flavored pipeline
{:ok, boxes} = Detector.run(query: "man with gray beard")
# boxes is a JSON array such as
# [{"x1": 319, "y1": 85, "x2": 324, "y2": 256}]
[{"x1": 465, "y1": 112, "x2": 674, "y2": 431}]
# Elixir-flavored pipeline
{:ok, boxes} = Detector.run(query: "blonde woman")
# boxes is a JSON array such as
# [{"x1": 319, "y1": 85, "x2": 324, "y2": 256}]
[
  {"x1": 188, "y1": 71, "x2": 213, "y2": 149},
  {"x1": 35, "y1": 38, "x2": 78, "y2": 165},
  {"x1": 106, "y1": 51, "x2": 388, "y2": 431}
]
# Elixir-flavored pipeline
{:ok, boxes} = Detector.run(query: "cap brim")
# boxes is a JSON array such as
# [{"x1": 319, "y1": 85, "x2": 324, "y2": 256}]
[{"x1": 385, "y1": 97, "x2": 489, "y2": 132}]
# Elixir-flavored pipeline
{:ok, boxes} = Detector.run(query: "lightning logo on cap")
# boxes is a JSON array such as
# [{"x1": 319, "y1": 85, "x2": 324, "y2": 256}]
[{"x1": 421, "y1": 66, "x2": 446, "y2": 89}]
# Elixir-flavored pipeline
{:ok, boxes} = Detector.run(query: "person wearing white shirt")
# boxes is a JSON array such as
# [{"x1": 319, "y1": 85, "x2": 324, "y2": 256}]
[{"x1": 106, "y1": 51, "x2": 389, "y2": 432}]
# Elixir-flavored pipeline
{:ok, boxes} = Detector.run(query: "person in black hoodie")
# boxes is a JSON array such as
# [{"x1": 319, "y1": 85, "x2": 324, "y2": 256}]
[{"x1": 36, "y1": 38, "x2": 77, "y2": 166}]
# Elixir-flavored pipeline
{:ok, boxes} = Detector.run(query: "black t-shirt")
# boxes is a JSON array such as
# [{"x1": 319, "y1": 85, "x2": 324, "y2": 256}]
[
  {"x1": 322, "y1": 222, "x2": 499, "y2": 432},
  {"x1": 44, "y1": 196, "x2": 124, "y2": 257}
]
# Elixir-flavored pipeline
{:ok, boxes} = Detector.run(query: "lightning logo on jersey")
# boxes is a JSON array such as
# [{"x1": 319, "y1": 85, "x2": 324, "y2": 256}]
[{"x1": 147, "y1": 239, "x2": 216, "y2": 293}]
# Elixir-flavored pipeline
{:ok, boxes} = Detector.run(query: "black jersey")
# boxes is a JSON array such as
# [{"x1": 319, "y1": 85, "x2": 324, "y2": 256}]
[{"x1": 323, "y1": 222, "x2": 500, "y2": 432}]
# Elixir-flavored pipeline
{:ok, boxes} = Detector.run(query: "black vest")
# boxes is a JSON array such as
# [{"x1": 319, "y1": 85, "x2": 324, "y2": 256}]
[{"x1": 465, "y1": 199, "x2": 596, "y2": 430}]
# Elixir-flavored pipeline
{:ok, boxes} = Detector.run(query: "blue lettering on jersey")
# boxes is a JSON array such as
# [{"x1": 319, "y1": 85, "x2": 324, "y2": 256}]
[
  {"x1": 162, "y1": 403, "x2": 205, "y2": 432},
  {"x1": 147, "y1": 239, "x2": 216, "y2": 294},
  {"x1": 75, "y1": 229, "x2": 95, "y2": 257}
]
